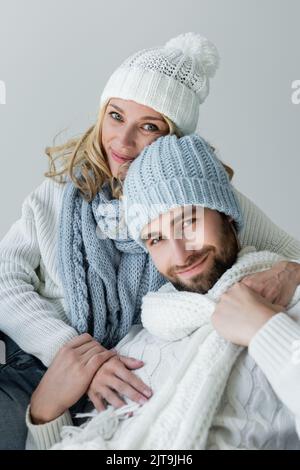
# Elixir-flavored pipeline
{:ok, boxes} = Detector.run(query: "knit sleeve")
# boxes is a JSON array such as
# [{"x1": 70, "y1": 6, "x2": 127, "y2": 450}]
[
  {"x1": 234, "y1": 188, "x2": 300, "y2": 259},
  {"x1": 26, "y1": 405, "x2": 73, "y2": 450},
  {"x1": 0, "y1": 180, "x2": 78, "y2": 367},
  {"x1": 249, "y1": 311, "x2": 300, "y2": 439}
]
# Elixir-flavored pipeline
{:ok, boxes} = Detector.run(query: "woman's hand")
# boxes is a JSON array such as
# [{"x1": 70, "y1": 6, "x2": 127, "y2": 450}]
[
  {"x1": 30, "y1": 333, "x2": 117, "y2": 424},
  {"x1": 212, "y1": 283, "x2": 283, "y2": 346},
  {"x1": 87, "y1": 354, "x2": 153, "y2": 412},
  {"x1": 241, "y1": 261, "x2": 300, "y2": 308}
]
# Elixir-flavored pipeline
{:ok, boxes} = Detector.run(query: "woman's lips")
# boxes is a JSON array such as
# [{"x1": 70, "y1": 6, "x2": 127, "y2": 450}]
[
  {"x1": 176, "y1": 253, "x2": 209, "y2": 279},
  {"x1": 111, "y1": 150, "x2": 134, "y2": 164}
]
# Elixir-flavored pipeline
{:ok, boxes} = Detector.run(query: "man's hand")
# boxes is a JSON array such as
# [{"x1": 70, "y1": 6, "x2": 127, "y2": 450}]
[
  {"x1": 87, "y1": 354, "x2": 153, "y2": 411},
  {"x1": 241, "y1": 261, "x2": 300, "y2": 308},
  {"x1": 212, "y1": 283, "x2": 283, "y2": 346},
  {"x1": 30, "y1": 333, "x2": 117, "y2": 424}
]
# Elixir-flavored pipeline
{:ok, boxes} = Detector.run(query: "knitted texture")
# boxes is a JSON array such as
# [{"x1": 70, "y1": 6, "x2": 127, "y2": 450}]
[
  {"x1": 123, "y1": 134, "x2": 243, "y2": 248},
  {"x1": 1, "y1": 179, "x2": 300, "y2": 367},
  {"x1": 100, "y1": 32, "x2": 220, "y2": 135},
  {"x1": 52, "y1": 248, "x2": 300, "y2": 450},
  {"x1": 57, "y1": 181, "x2": 165, "y2": 348}
]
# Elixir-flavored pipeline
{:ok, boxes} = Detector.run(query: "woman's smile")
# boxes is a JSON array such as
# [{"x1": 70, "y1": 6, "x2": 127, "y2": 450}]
[{"x1": 110, "y1": 149, "x2": 135, "y2": 165}]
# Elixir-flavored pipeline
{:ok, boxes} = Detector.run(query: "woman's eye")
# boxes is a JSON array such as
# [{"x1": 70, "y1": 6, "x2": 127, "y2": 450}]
[
  {"x1": 143, "y1": 123, "x2": 159, "y2": 132},
  {"x1": 109, "y1": 111, "x2": 123, "y2": 121}
]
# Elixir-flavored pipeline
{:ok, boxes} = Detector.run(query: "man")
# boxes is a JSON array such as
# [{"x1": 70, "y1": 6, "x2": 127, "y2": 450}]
[{"x1": 27, "y1": 134, "x2": 300, "y2": 449}]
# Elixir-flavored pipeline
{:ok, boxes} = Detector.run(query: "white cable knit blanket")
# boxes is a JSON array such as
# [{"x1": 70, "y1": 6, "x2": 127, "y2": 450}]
[{"x1": 52, "y1": 247, "x2": 300, "y2": 450}]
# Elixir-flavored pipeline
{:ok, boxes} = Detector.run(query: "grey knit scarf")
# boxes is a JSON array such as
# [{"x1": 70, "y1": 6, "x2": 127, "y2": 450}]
[{"x1": 57, "y1": 181, "x2": 165, "y2": 348}]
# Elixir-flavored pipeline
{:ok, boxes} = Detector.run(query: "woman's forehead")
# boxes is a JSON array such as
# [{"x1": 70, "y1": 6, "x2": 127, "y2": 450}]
[{"x1": 108, "y1": 98, "x2": 163, "y2": 118}]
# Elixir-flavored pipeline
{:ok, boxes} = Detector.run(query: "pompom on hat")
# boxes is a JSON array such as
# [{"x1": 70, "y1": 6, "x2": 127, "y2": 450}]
[{"x1": 100, "y1": 33, "x2": 220, "y2": 135}]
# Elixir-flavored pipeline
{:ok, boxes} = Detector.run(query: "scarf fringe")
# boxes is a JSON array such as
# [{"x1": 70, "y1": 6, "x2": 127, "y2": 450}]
[{"x1": 53, "y1": 403, "x2": 141, "y2": 450}]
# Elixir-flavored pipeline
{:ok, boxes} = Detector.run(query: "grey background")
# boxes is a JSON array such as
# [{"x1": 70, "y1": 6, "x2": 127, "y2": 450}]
[{"x1": 0, "y1": 0, "x2": 299, "y2": 240}]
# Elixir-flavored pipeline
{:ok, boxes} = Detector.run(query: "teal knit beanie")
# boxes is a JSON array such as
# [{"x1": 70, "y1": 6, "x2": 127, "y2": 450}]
[{"x1": 123, "y1": 134, "x2": 243, "y2": 248}]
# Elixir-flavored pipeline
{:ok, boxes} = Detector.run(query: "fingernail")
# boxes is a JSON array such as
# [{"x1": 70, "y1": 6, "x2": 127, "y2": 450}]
[
  {"x1": 143, "y1": 389, "x2": 152, "y2": 398},
  {"x1": 139, "y1": 397, "x2": 148, "y2": 405}
]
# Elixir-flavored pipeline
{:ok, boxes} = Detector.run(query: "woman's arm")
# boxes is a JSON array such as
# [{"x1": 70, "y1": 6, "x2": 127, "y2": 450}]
[
  {"x1": 0, "y1": 180, "x2": 78, "y2": 366},
  {"x1": 235, "y1": 188, "x2": 300, "y2": 258},
  {"x1": 213, "y1": 282, "x2": 300, "y2": 438},
  {"x1": 26, "y1": 333, "x2": 116, "y2": 450},
  {"x1": 249, "y1": 312, "x2": 300, "y2": 437},
  {"x1": 26, "y1": 334, "x2": 150, "y2": 450},
  {"x1": 26, "y1": 406, "x2": 73, "y2": 450},
  {"x1": 242, "y1": 260, "x2": 300, "y2": 307},
  {"x1": 235, "y1": 189, "x2": 300, "y2": 306}
]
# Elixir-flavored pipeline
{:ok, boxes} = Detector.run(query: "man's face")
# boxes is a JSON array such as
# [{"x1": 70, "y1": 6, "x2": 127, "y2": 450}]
[{"x1": 141, "y1": 206, "x2": 239, "y2": 293}]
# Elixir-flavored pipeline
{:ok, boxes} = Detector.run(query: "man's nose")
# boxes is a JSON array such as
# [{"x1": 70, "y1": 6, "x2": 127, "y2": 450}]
[{"x1": 171, "y1": 239, "x2": 190, "y2": 266}]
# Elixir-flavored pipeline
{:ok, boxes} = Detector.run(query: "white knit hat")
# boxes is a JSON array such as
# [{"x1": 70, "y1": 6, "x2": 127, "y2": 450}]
[{"x1": 100, "y1": 32, "x2": 220, "y2": 135}]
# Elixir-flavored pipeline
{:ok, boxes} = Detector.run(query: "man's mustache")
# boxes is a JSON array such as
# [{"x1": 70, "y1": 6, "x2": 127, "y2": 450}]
[{"x1": 168, "y1": 246, "x2": 214, "y2": 277}]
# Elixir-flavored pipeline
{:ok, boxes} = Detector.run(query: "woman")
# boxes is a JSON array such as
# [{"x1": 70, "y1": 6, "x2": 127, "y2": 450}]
[{"x1": 0, "y1": 32, "x2": 300, "y2": 450}]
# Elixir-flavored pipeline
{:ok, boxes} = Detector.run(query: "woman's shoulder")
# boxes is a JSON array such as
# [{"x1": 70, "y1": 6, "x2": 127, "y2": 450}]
[
  {"x1": 232, "y1": 186, "x2": 255, "y2": 211},
  {"x1": 22, "y1": 177, "x2": 67, "y2": 219},
  {"x1": 232, "y1": 186, "x2": 269, "y2": 224}
]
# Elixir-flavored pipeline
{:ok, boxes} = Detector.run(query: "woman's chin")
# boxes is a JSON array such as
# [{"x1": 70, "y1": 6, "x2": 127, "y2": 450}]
[{"x1": 116, "y1": 166, "x2": 130, "y2": 180}]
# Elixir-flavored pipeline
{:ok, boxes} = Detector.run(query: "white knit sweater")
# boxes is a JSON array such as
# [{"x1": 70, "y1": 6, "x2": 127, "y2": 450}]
[
  {"x1": 0, "y1": 178, "x2": 300, "y2": 368},
  {"x1": 27, "y1": 283, "x2": 300, "y2": 450},
  {"x1": 38, "y1": 249, "x2": 300, "y2": 451}
]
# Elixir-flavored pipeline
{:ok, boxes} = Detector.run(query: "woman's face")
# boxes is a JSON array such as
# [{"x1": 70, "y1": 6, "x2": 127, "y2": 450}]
[{"x1": 101, "y1": 98, "x2": 170, "y2": 178}]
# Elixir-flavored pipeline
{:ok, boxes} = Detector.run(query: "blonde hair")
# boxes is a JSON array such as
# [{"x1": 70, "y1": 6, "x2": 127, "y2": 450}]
[{"x1": 45, "y1": 103, "x2": 234, "y2": 201}]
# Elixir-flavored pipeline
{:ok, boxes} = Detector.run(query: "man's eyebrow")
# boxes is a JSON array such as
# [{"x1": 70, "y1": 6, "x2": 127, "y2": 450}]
[
  {"x1": 143, "y1": 208, "x2": 199, "y2": 242},
  {"x1": 143, "y1": 219, "x2": 180, "y2": 242},
  {"x1": 109, "y1": 103, "x2": 166, "y2": 122},
  {"x1": 172, "y1": 207, "x2": 199, "y2": 226},
  {"x1": 142, "y1": 231, "x2": 162, "y2": 242}
]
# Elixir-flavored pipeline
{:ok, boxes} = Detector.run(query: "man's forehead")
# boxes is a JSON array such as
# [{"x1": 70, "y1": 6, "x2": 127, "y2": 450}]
[{"x1": 141, "y1": 205, "x2": 204, "y2": 238}]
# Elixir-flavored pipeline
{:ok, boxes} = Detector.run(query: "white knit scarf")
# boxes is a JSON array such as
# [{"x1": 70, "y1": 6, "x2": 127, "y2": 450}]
[{"x1": 52, "y1": 247, "x2": 300, "y2": 450}]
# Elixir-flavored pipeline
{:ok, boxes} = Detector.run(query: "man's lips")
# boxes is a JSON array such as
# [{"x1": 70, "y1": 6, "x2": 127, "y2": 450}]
[
  {"x1": 176, "y1": 253, "x2": 210, "y2": 278},
  {"x1": 111, "y1": 150, "x2": 135, "y2": 164}
]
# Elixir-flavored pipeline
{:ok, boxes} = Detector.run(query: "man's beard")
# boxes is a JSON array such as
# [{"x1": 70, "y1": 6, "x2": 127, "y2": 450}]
[{"x1": 167, "y1": 216, "x2": 239, "y2": 294}]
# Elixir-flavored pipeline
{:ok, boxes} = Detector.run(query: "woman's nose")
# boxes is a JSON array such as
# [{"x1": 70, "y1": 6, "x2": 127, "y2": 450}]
[{"x1": 118, "y1": 126, "x2": 136, "y2": 148}]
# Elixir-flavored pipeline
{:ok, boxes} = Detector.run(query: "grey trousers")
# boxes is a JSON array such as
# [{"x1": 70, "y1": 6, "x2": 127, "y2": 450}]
[{"x1": 0, "y1": 332, "x2": 90, "y2": 450}]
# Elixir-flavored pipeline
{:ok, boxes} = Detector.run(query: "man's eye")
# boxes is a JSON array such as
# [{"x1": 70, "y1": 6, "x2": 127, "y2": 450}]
[
  {"x1": 109, "y1": 111, "x2": 123, "y2": 121},
  {"x1": 182, "y1": 218, "x2": 194, "y2": 228},
  {"x1": 149, "y1": 233, "x2": 169, "y2": 245},
  {"x1": 183, "y1": 220, "x2": 191, "y2": 227}
]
